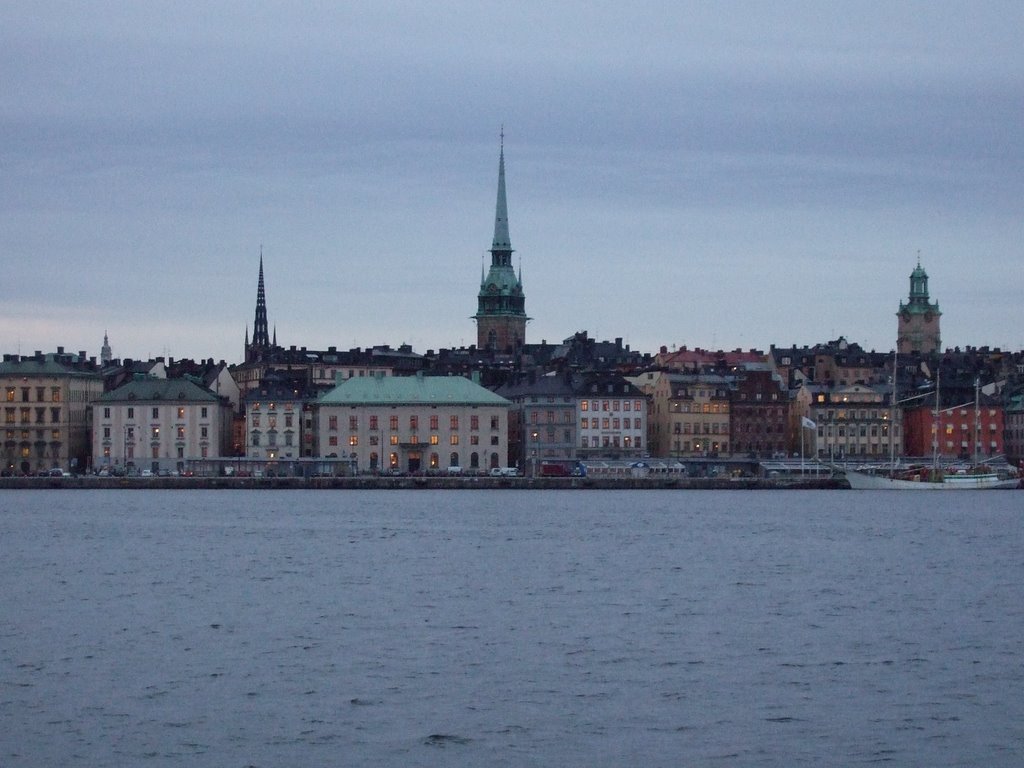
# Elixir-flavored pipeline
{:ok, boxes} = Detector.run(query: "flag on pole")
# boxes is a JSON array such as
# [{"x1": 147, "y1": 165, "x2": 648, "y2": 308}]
[{"x1": 801, "y1": 416, "x2": 817, "y2": 429}]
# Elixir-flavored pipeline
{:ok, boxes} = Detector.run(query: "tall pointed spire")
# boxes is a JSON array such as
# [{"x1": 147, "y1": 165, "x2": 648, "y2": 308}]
[
  {"x1": 474, "y1": 130, "x2": 528, "y2": 353},
  {"x1": 252, "y1": 247, "x2": 270, "y2": 349},
  {"x1": 491, "y1": 127, "x2": 512, "y2": 254}
]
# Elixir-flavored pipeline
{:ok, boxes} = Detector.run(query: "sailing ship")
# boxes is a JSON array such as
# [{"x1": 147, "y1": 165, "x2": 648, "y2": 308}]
[
  {"x1": 844, "y1": 464, "x2": 1019, "y2": 490},
  {"x1": 843, "y1": 365, "x2": 1019, "y2": 490}
]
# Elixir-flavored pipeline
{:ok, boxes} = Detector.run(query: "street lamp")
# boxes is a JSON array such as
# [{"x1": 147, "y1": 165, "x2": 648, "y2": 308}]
[{"x1": 531, "y1": 430, "x2": 538, "y2": 477}]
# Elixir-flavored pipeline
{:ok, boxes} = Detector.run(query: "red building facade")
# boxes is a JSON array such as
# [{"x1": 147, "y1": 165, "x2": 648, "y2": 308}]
[{"x1": 903, "y1": 403, "x2": 1005, "y2": 459}]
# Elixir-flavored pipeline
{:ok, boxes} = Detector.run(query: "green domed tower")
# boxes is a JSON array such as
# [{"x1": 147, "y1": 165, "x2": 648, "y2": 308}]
[
  {"x1": 474, "y1": 137, "x2": 529, "y2": 353},
  {"x1": 897, "y1": 259, "x2": 941, "y2": 354}
]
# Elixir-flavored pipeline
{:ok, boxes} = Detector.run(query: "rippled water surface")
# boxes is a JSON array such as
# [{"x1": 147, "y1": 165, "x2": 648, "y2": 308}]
[{"x1": 2, "y1": 489, "x2": 1023, "y2": 767}]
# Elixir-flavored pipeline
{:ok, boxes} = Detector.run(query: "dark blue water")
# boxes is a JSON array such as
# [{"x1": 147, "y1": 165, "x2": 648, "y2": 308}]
[{"x1": 2, "y1": 489, "x2": 1023, "y2": 767}]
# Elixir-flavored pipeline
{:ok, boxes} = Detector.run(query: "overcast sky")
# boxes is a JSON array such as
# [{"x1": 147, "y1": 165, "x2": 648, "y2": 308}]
[{"x1": 2, "y1": 2, "x2": 1022, "y2": 365}]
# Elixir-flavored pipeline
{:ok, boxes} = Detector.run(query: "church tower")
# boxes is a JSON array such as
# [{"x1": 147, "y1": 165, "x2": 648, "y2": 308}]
[
  {"x1": 245, "y1": 250, "x2": 273, "y2": 363},
  {"x1": 897, "y1": 258, "x2": 941, "y2": 354},
  {"x1": 474, "y1": 135, "x2": 528, "y2": 353},
  {"x1": 100, "y1": 331, "x2": 112, "y2": 365}
]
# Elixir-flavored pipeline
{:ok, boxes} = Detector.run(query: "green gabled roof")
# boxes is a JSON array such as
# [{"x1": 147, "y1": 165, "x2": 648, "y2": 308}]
[
  {"x1": 319, "y1": 375, "x2": 510, "y2": 407},
  {"x1": 0, "y1": 356, "x2": 101, "y2": 379},
  {"x1": 99, "y1": 376, "x2": 220, "y2": 403}
]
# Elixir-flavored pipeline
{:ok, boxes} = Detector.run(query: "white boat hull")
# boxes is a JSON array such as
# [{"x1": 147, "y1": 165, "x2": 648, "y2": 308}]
[{"x1": 845, "y1": 469, "x2": 1020, "y2": 490}]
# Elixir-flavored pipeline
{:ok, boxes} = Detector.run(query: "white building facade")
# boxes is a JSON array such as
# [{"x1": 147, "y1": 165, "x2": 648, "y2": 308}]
[
  {"x1": 316, "y1": 373, "x2": 510, "y2": 473},
  {"x1": 93, "y1": 376, "x2": 233, "y2": 474}
]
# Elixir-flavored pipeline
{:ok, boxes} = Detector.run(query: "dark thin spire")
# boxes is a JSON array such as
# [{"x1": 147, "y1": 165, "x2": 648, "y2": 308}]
[{"x1": 252, "y1": 248, "x2": 270, "y2": 349}]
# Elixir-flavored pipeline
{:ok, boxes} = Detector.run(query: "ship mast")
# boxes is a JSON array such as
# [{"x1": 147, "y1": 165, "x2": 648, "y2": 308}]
[{"x1": 974, "y1": 376, "x2": 981, "y2": 467}]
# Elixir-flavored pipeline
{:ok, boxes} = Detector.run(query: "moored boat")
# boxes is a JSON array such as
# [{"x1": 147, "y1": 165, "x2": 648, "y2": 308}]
[{"x1": 844, "y1": 466, "x2": 1020, "y2": 490}]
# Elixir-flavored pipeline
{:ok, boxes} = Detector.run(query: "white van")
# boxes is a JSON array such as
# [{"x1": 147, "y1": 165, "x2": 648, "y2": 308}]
[{"x1": 490, "y1": 467, "x2": 520, "y2": 477}]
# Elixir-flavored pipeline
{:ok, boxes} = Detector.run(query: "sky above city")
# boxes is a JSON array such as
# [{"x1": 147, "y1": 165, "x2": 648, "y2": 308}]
[{"x1": 2, "y1": 2, "x2": 1022, "y2": 365}]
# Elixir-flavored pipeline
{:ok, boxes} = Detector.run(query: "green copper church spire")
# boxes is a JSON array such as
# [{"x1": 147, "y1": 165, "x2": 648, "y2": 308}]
[
  {"x1": 491, "y1": 128, "x2": 511, "y2": 255},
  {"x1": 474, "y1": 130, "x2": 528, "y2": 353}
]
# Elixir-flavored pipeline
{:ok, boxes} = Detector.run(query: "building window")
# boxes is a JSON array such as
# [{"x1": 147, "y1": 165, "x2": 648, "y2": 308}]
[
  {"x1": 103, "y1": 407, "x2": 111, "y2": 418},
  {"x1": 450, "y1": 415, "x2": 459, "y2": 430},
  {"x1": 409, "y1": 415, "x2": 418, "y2": 430},
  {"x1": 349, "y1": 416, "x2": 358, "y2": 430},
  {"x1": 490, "y1": 435, "x2": 499, "y2": 446},
  {"x1": 177, "y1": 407, "x2": 185, "y2": 419},
  {"x1": 349, "y1": 435, "x2": 358, "y2": 446},
  {"x1": 470, "y1": 435, "x2": 479, "y2": 445},
  {"x1": 430, "y1": 434, "x2": 439, "y2": 445},
  {"x1": 177, "y1": 427, "x2": 185, "y2": 440},
  {"x1": 328, "y1": 415, "x2": 338, "y2": 430},
  {"x1": 390, "y1": 435, "x2": 399, "y2": 445},
  {"x1": 328, "y1": 436, "x2": 338, "y2": 447},
  {"x1": 151, "y1": 427, "x2": 160, "y2": 440},
  {"x1": 152, "y1": 407, "x2": 159, "y2": 418},
  {"x1": 581, "y1": 401, "x2": 589, "y2": 412},
  {"x1": 252, "y1": 415, "x2": 260, "y2": 428},
  {"x1": 471, "y1": 415, "x2": 479, "y2": 430},
  {"x1": 491, "y1": 416, "x2": 499, "y2": 430},
  {"x1": 369, "y1": 415, "x2": 378, "y2": 430},
  {"x1": 390, "y1": 415, "x2": 399, "y2": 430},
  {"x1": 430, "y1": 415, "x2": 439, "y2": 430},
  {"x1": 201, "y1": 407, "x2": 208, "y2": 418},
  {"x1": 201, "y1": 426, "x2": 208, "y2": 438},
  {"x1": 127, "y1": 407, "x2": 134, "y2": 419},
  {"x1": 4, "y1": 388, "x2": 13, "y2": 402},
  {"x1": 450, "y1": 435, "x2": 459, "y2": 445}
]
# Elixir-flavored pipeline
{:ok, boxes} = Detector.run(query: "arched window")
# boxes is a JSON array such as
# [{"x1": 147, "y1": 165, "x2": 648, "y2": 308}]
[
  {"x1": 369, "y1": 452, "x2": 379, "y2": 470},
  {"x1": 430, "y1": 452, "x2": 439, "y2": 469},
  {"x1": 490, "y1": 452, "x2": 500, "y2": 469},
  {"x1": 450, "y1": 451, "x2": 459, "y2": 467},
  {"x1": 470, "y1": 452, "x2": 479, "y2": 469}
]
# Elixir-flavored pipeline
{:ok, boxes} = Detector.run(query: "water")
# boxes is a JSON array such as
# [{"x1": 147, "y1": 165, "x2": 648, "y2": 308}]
[{"x1": 2, "y1": 489, "x2": 1023, "y2": 767}]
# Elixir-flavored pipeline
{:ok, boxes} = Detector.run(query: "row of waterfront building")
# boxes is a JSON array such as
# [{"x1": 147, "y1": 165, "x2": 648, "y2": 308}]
[{"x1": 2, "y1": 334, "x2": 1023, "y2": 477}]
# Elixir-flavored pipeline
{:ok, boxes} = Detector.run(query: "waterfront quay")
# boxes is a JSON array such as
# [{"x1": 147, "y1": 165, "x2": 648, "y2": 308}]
[{"x1": 0, "y1": 475, "x2": 844, "y2": 490}]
